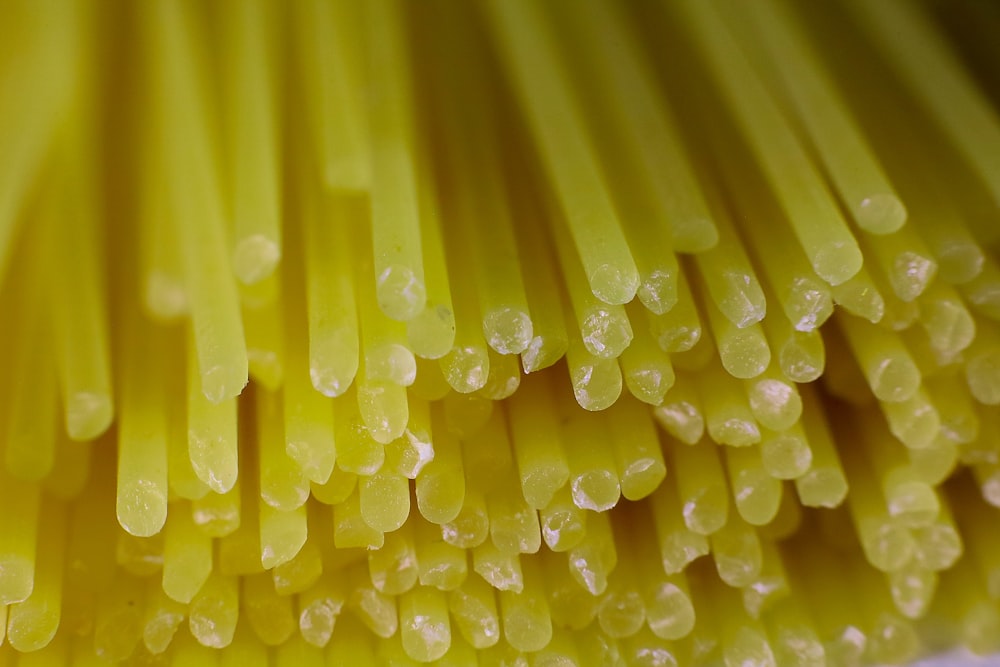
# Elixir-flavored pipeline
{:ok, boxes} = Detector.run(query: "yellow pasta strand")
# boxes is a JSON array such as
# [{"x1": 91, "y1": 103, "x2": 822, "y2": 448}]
[
  {"x1": 302, "y1": 192, "x2": 361, "y2": 398},
  {"x1": 4, "y1": 228, "x2": 57, "y2": 482},
  {"x1": 0, "y1": 473, "x2": 39, "y2": 605},
  {"x1": 505, "y1": 374, "x2": 568, "y2": 511},
  {"x1": 413, "y1": 516, "x2": 467, "y2": 591},
  {"x1": 116, "y1": 309, "x2": 169, "y2": 537},
  {"x1": 223, "y1": 0, "x2": 281, "y2": 286},
  {"x1": 404, "y1": 157, "x2": 456, "y2": 361},
  {"x1": 189, "y1": 571, "x2": 239, "y2": 649},
  {"x1": 448, "y1": 575, "x2": 501, "y2": 650},
  {"x1": 147, "y1": 0, "x2": 248, "y2": 404},
  {"x1": 161, "y1": 501, "x2": 212, "y2": 604},
  {"x1": 363, "y1": 0, "x2": 427, "y2": 322},
  {"x1": 49, "y1": 129, "x2": 114, "y2": 442},
  {"x1": 5, "y1": 499, "x2": 65, "y2": 652},
  {"x1": 483, "y1": 0, "x2": 640, "y2": 306},
  {"x1": 539, "y1": 487, "x2": 587, "y2": 554}
]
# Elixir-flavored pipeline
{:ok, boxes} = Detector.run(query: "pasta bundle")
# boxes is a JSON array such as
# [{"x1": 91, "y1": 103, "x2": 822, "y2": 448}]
[{"x1": 0, "y1": 0, "x2": 999, "y2": 665}]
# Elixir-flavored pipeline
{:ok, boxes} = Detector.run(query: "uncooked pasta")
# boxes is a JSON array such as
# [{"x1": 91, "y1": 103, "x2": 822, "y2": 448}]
[{"x1": 0, "y1": 0, "x2": 999, "y2": 665}]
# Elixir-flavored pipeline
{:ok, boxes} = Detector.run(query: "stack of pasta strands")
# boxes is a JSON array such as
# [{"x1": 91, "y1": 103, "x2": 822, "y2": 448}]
[{"x1": 2, "y1": 0, "x2": 1000, "y2": 665}]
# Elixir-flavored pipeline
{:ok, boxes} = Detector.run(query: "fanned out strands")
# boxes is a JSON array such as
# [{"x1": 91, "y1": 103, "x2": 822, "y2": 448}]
[{"x1": 4, "y1": 0, "x2": 1000, "y2": 665}]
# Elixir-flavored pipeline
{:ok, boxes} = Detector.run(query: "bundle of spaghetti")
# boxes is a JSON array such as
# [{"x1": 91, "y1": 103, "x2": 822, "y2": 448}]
[{"x1": 2, "y1": 0, "x2": 1000, "y2": 664}]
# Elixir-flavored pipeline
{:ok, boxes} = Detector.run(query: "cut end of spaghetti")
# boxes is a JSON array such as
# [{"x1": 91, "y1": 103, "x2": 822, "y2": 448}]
[
  {"x1": 812, "y1": 240, "x2": 865, "y2": 288},
  {"x1": 589, "y1": 263, "x2": 640, "y2": 306},
  {"x1": 484, "y1": 307, "x2": 534, "y2": 356},
  {"x1": 117, "y1": 479, "x2": 169, "y2": 538},
  {"x1": 377, "y1": 265, "x2": 427, "y2": 322},
  {"x1": 857, "y1": 193, "x2": 908, "y2": 235},
  {"x1": 232, "y1": 233, "x2": 281, "y2": 285},
  {"x1": 65, "y1": 391, "x2": 113, "y2": 441}
]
